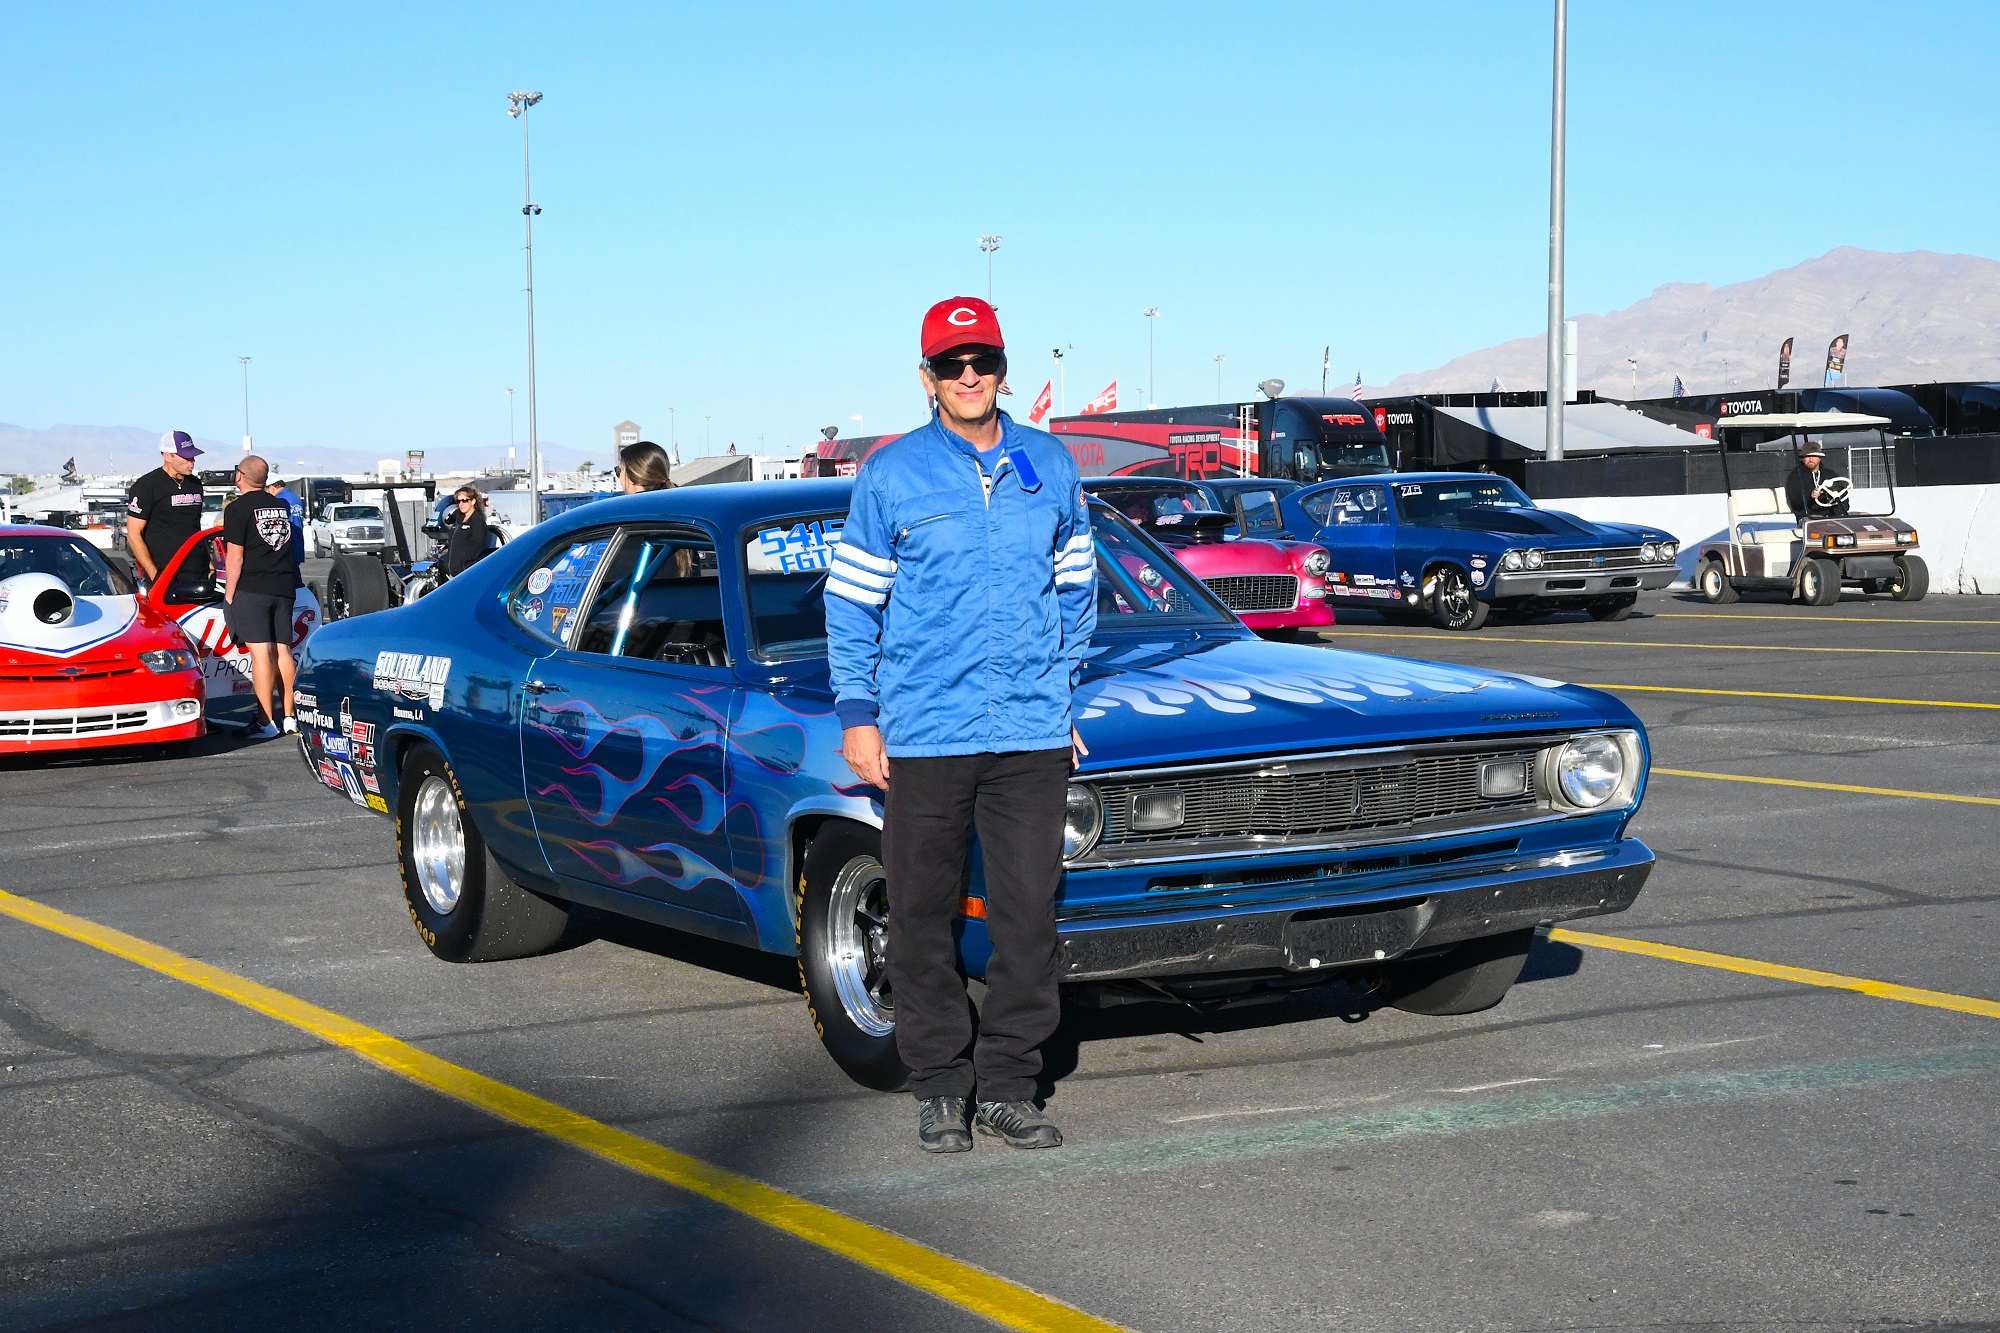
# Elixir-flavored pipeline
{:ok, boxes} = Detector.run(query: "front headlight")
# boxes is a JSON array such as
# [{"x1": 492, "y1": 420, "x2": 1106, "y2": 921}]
[
  {"x1": 1660, "y1": 541, "x2": 1679, "y2": 561},
  {"x1": 1897, "y1": 530, "x2": 1917, "y2": 545},
  {"x1": 1639, "y1": 542, "x2": 1659, "y2": 563},
  {"x1": 140, "y1": 648, "x2": 199, "y2": 675},
  {"x1": 1525, "y1": 548, "x2": 1545, "y2": 569},
  {"x1": 1063, "y1": 783, "x2": 1103, "y2": 860},
  {"x1": 1302, "y1": 548, "x2": 1330, "y2": 577},
  {"x1": 1548, "y1": 731, "x2": 1641, "y2": 810},
  {"x1": 1500, "y1": 550, "x2": 1524, "y2": 571}
]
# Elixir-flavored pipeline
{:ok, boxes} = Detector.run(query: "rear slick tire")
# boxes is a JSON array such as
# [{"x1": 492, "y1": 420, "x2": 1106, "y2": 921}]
[
  {"x1": 1698, "y1": 560, "x2": 1739, "y2": 604},
  {"x1": 796, "y1": 821, "x2": 909, "y2": 1092},
  {"x1": 327, "y1": 553, "x2": 391, "y2": 620},
  {"x1": 1383, "y1": 928, "x2": 1536, "y2": 1016},
  {"x1": 1892, "y1": 554, "x2": 1929, "y2": 602},
  {"x1": 398, "y1": 744, "x2": 569, "y2": 963}
]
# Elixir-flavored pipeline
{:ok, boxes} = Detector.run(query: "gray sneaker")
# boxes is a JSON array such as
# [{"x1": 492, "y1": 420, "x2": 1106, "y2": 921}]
[
  {"x1": 917, "y1": 1096, "x2": 972, "y2": 1154},
  {"x1": 975, "y1": 1100, "x2": 1063, "y2": 1149}
]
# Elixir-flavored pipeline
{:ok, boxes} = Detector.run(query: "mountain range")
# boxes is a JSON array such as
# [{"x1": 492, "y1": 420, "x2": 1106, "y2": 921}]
[
  {"x1": 1371, "y1": 247, "x2": 2000, "y2": 400},
  {"x1": 0, "y1": 425, "x2": 594, "y2": 481}
]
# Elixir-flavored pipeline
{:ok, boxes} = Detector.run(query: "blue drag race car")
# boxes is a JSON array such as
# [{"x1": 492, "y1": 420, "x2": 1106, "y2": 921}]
[
  {"x1": 293, "y1": 479, "x2": 1655, "y2": 1089},
  {"x1": 1279, "y1": 473, "x2": 1681, "y2": 630}
]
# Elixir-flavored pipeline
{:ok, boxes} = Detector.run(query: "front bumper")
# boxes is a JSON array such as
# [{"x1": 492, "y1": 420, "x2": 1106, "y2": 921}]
[
  {"x1": 1488, "y1": 567, "x2": 1676, "y2": 599},
  {"x1": 0, "y1": 697, "x2": 205, "y2": 751},
  {"x1": 1054, "y1": 840, "x2": 1651, "y2": 983},
  {"x1": 1237, "y1": 600, "x2": 1336, "y2": 631}
]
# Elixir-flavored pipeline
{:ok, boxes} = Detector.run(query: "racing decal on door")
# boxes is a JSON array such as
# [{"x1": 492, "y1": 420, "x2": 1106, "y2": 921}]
[{"x1": 373, "y1": 651, "x2": 452, "y2": 708}]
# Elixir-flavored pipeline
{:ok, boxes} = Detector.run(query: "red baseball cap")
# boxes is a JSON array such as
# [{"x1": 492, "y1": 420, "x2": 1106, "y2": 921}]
[{"x1": 920, "y1": 296, "x2": 1005, "y2": 359}]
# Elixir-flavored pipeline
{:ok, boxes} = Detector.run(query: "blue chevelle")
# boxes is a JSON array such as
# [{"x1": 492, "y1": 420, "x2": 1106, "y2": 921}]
[
  {"x1": 1279, "y1": 473, "x2": 1681, "y2": 630},
  {"x1": 294, "y1": 479, "x2": 1655, "y2": 1088}
]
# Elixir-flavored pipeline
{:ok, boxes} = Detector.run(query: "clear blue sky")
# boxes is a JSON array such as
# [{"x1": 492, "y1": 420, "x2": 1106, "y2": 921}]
[{"x1": 4, "y1": 1, "x2": 1996, "y2": 463}]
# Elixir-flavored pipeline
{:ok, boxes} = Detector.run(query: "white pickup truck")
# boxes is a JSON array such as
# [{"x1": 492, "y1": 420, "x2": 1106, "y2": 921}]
[{"x1": 309, "y1": 503, "x2": 390, "y2": 558}]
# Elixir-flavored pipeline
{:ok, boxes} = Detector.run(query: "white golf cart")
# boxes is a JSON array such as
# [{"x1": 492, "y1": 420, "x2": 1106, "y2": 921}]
[{"x1": 1695, "y1": 412, "x2": 1925, "y2": 606}]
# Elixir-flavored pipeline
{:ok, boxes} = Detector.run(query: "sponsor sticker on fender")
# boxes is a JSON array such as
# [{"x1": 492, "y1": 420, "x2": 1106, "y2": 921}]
[
  {"x1": 320, "y1": 732, "x2": 351, "y2": 758},
  {"x1": 365, "y1": 793, "x2": 390, "y2": 813},
  {"x1": 373, "y1": 651, "x2": 451, "y2": 708}
]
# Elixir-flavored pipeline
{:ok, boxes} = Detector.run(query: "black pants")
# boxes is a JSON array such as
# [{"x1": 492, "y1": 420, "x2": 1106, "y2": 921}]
[{"x1": 883, "y1": 748, "x2": 1070, "y2": 1105}]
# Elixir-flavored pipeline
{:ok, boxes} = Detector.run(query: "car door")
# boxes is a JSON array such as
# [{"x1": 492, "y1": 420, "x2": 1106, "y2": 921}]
[
  {"x1": 518, "y1": 525, "x2": 746, "y2": 926},
  {"x1": 1302, "y1": 483, "x2": 1398, "y2": 606}
]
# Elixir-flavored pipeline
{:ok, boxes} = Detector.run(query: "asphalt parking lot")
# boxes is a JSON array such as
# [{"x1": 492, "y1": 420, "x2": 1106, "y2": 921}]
[{"x1": 4, "y1": 587, "x2": 1997, "y2": 1332}]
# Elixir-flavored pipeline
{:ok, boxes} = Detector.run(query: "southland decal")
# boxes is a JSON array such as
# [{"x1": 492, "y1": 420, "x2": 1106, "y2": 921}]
[{"x1": 373, "y1": 651, "x2": 452, "y2": 708}]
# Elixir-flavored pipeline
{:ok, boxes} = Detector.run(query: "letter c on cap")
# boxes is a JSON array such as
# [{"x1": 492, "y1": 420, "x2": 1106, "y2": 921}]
[{"x1": 947, "y1": 307, "x2": 978, "y2": 326}]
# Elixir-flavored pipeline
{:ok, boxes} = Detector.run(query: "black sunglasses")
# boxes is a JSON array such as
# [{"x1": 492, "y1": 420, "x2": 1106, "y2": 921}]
[{"x1": 926, "y1": 350, "x2": 1006, "y2": 382}]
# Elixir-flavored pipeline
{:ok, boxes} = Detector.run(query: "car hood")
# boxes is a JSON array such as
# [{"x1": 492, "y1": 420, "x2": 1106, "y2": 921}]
[
  {"x1": 1171, "y1": 540, "x2": 1299, "y2": 575},
  {"x1": 1074, "y1": 635, "x2": 1625, "y2": 769},
  {"x1": 1439, "y1": 507, "x2": 1666, "y2": 545}
]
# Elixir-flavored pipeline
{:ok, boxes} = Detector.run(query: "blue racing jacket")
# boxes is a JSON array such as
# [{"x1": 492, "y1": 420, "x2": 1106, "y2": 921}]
[{"x1": 826, "y1": 411, "x2": 1096, "y2": 758}]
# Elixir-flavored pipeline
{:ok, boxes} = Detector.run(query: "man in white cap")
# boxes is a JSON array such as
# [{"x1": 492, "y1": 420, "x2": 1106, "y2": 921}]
[{"x1": 125, "y1": 431, "x2": 208, "y2": 583}]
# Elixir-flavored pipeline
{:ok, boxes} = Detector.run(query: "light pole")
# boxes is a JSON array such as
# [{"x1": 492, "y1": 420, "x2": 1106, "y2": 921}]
[
  {"x1": 978, "y1": 235, "x2": 1001, "y2": 303},
  {"x1": 1543, "y1": 0, "x2": 1567, "y2": 461},
  {"x1": 507, "y1": 90, "x2": 545, "y2": 513},
  {"x1": 703, "y1": 415, "x2": 712, "y2": 455},
  {"x1": 505, "y1": 388, "x2": 516, "y2": 468},
  {"x1": 851, "y1": 413, "x2": 864, "y2": 436},
  {"x1": 1626, "y1": 358, "x2": 1637, "y2": 397},
  {"x1": 669, "y1": 406, "x2": 677, "y2": 455},
  {"x1": 1143, "y1": 307, "x2": 1160, "y2": 408},
  {"x1": 1052, "y1": 347, "x2": 1067, "y2": 415},
  {"x1": 1213, "y1": 353, "x2": 1225, "y2": 401},
  {"x1": 238, "y1": 356, "x2": 252, "y2": 451}
]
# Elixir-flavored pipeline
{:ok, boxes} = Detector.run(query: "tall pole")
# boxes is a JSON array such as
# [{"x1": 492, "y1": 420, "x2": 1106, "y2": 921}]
[
  {"x1": 1214, "y1": 353, "x2": 1225, "y2": 401},
  {"x1": 239, "y1": 356, "x2": 252, "y2": 451},
  {"x1": 704, "y1": 415, "x2": 712, "y2": 454},
  {"x1": 506, "y1": 388, "x2": 516, "y2": 467},
  {"x1": 1143, "y1": 307, "x2": 1160, "y2": 408},
  {"x1": 509, "y1": 91, "x2": 545, "y2": 517},
  {"x1": 1544, "y1": 0, "x2": 1567, "y2": 461},
  {"x1": 1053, "y1": 347, "x2": 1066, "y2": 415},
  {"x1": 979, "y1": 235, "x2": 1001, "y2": 303}
]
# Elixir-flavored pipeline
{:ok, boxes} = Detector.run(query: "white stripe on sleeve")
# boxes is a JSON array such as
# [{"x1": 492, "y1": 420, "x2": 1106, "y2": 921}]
[
  {"x1": 1055, "y1": 548, "x2": 1095, "y2": 572},
  {"x1": 1060, "y1": 534, "x2": 1093, "y2": 556},
  {"x1": 829, "y1": 555, "x2": 894, "y2": 591},
  {"x1": 836, "y1": 544, "x2": 896, "y2": 575},
  {"x1": 1054, "y1": 567, "x2": 1095, "y2": 587},
  {"x1": 826, "y1": 576, "x2": 888, "y2": 606}
]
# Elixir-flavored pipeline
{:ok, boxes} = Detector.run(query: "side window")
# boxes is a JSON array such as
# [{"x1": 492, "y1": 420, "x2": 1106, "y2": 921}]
[
  {"x1": 575, "y1": 531, "x2": 727, "y2": 667},
  {"x1": 510, "y1": 533, "x2": 615, "y2": 644},
  {"x1": 1300, "y1": 491, "x2": 1340, "y2": 526},
  {"x1": 744, "y1": 515, "x2": 844, "y2": 662},
  {"x1": 1329, "y1": 486, "x2": 1388, "y2": 526},
  {"x1": 1233, "y1": 489, "x2": 1286, "y2": 535}
]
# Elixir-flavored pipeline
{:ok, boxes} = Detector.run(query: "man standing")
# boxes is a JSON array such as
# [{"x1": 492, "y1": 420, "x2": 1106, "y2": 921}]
[
  {"x1": 222, "y1": 455, "x2": 302, "y2": 739},
  {"x1": 266, "y1": 476, "x2": 307, "y2": 571},
  {"x1": 124, "y1": 431, "x2": 208, "y2": 584},
  {"x1": 826, "y1": 297, "x2": 1096, "y2": 1154}
]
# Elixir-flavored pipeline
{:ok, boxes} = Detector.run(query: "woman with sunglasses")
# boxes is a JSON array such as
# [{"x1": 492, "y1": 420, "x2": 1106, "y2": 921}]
[
  {"x1": 444, "y1": 486, "x2": 489, "y2": 577},
  {"x1": 617, "y1": 439, "x2": 673, "y2": 493}
]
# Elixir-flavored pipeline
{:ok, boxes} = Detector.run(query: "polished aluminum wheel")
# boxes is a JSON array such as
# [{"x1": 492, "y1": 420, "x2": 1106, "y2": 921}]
[
  {"x1": 825, "y1": 854, "x2": 893, "y2": 1037},
  {"x1": 411, "y1": 774, "x2": 466, "y2": 915}
]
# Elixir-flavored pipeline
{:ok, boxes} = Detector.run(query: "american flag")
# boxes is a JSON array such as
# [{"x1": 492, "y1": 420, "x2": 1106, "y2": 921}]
[
  {"x1": 1673, "y1": 376, "x2": 1685, "y2": 398},
  {"x1": 1349, "y1": 371, "x2": 1364, "y2": 401}
]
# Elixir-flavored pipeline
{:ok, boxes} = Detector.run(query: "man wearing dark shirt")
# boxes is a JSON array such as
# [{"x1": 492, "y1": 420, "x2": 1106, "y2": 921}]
[
  {"x1": 267, "y1": 477, "x2": 307, "y2": 569},
  {"x1": 125, "y1": 431, "x2": 208, "y2": 582},
  {"x1": 223, "y1": 455, "x2": 304, "y2": 739},
  {"x1": 1784, "y1": 444, "x2": 1850, "y2": 521}
]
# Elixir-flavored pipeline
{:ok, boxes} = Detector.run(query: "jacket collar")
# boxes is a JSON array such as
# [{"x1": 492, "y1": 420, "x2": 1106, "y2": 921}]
[{"x1": 927, "y1": 411, "x2": 1041, "y2": 491}]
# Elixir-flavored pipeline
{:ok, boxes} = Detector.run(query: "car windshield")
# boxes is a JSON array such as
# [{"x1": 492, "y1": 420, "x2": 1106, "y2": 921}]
[
  {"x1": 331, "y1": 506, "x2": 381, "y2": 521},
  {"x1": 1086, "y1": 484, "x2": 1217, "y2": 525},
  {"x1": 741, "y1": 504, "x2": 1235, "y2": 661},
  {"x1": 1319, "y1": 441, "x2": 1391, "y2": 469},
  {"x1": 0, "y1": 534, "x2": 133, "y2": 596},
  {"x1": 1394, "y1": 477, "x2": 1535, "y2": 526}
]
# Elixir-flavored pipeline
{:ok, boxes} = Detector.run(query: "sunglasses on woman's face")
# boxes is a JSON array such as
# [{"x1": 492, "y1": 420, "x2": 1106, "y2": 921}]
[
  {"x1": 926, "y1": 350, "x2": 1005, "y2": 382},
  {"x1": 456, "y1": 496, "x2": 474, "y2": 505}
]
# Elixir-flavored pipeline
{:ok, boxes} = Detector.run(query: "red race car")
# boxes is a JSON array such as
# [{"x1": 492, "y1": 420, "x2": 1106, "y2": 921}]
[
  {"x1": 0, "y1": 524, "x2": 206, "y2": 755},
  {"x1": 1082, "y1": 477, "x2": 1333, "y2": 635}
]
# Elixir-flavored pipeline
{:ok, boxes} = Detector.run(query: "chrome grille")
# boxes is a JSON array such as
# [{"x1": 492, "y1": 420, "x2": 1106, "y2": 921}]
[
  {"x1": 1201, "y1": 574, "x2": 1300, "y2": 612},
  {"x1": 1537, "y1": 546, "x2": 1643, "y2": 572},
  {"x1": 1096, "y1": 744, "x2": 1544, "y2": 847},
  {"x1": 0, "y1": 665, "x2": 140, "y2": 683},
  {"x1": 0, "y1": 708, "x2": 153, "y2": 739}
]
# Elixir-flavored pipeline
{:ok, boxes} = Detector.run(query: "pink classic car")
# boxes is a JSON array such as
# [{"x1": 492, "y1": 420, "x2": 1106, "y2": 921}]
[{"x1": 1082, "y1": 477, "x2": 1333, "y2": 635}]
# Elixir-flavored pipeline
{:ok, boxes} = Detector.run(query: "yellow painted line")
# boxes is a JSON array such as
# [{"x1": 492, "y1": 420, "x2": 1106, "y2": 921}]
[
  {"x1": 1576, "y1": 682, "x2": 2000, "y2": 711},
  {"x1": 1318, "y1": 629, "x2": 2000, "y2": 658},
  {"x1": 0, "y1": 890, "x2": 1127, "y2": 1333},
  {"x1": 1653, "y1": 767, "x2": 2000, "y2": 808},
  {"x1": 1657, "y1": 612, "x2": 2000, "y2": 626},
  {"x1": 1552, "y1": 927, "x2": 2000, "y2": 1021}
]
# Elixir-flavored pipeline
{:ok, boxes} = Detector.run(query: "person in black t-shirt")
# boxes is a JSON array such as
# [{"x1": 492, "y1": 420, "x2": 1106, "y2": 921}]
[
  {"x1": 223, "y1": 455, "x2": 304, "y2": 739},
  {"x1": 444, "y1": 485, "x2": 490, "y2": 576},
  {"x1": 125, "y1": 430, "x2": 209, "y2": 583}
]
